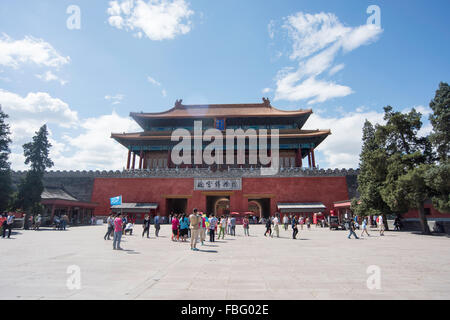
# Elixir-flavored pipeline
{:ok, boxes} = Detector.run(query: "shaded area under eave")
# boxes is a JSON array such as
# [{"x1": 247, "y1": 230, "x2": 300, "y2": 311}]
[
  {"x1": 277, "y1": 202, "x2": 327, "y2": 213},
  {"x1": 111, "y1": 203, "x2": 159, "y2": 213}
]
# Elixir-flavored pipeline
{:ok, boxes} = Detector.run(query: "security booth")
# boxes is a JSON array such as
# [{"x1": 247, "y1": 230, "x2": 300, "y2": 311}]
[{"x1": 110, "y1": 203, "x2": 159, "y2": 224}]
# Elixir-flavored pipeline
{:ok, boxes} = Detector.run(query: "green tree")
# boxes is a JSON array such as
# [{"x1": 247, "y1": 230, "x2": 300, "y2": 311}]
[
  {"x1": 0, "y1": 105, "x2": 12, "y2": 212},
  {"x1": 428, "y1": 82, "x2": 450, "y2": 163},
  {"x1": 17, "y1": 125, "x2": 54, "y2": 229},
  {"x1": 424, "y1": 82, "x2": 450, "y2": 214},
  {"x1": 351, "y1": 120, "x2": 392, "y2": 229},
  {"x1": 424, "y1": 161, "x2": 450, "y2": 214},
  {"x1": 377, "y1": 106, "x2": 433, "y2": 234}
]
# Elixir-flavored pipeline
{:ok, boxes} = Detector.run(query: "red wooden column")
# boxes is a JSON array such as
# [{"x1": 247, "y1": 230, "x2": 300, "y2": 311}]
[
  {"x1": 311, "y1": 148, "x2": 316, "y2": 168},
  {"x1": 142, "y1": 152, "x2": 148, "y2": 169},
  {"x1": 126, "y1": 150, "x2": 131, "y2": 170},
  {"x1": 139, "y1": 150, "x2": 144, "y2": 170},
  {"x1": 296, "y1": 149, "x2": 303, "y2": 168},
  {"x1": 132, "y1": 152, "x2": 136, "y2": 170},
  {"x1": 307, "y1": 150, "x2": 312, "y2": 168}
]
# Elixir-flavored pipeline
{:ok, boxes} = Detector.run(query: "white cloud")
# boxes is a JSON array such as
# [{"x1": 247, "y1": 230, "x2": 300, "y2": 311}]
[
  {"x1": 147, "y1": 75, "x2": 161, "y2": 86},
  {"x1": 329, "y1": 63, "x2": 344, "y2": 76},
  {"x1": 268, "y1": 20, "x2": 275, "y2": 39},
  {"x1": 272, "y1": 12, "x2": 382, "y2": 104},
  {"x1": 0, "y1": 89, "x2": 78, "y2": 142},
  {"x1": 4, "y1": 89, "x2": 140, "y2": 171},
  {"x1": 0, "y1": 33, "x2": 70, "y2": 69},
  {"x1": 305, "y1": 105, "x2": 434, "y2": 168},
  {"x1": 35, "y1": 71, "x2": 67, "y2": 86},
  {"x1": 53, "y1": 112, "x2": 141, "y2": 170},
  {"x1": 147, "y1": 75, "x2": 168, "y2": 97},
  {"x1": 305, "y1": 109, "x2": 385, "y2": 168},
  {"x1": 105, "y1": 94, "x2": 125, "y2": 105},
  {"x1": 262, "y1": 87, "x2": 272, "y2": 94},
  {"x1": 107, "y1": 0, "x2": 194, "y2": 41}
]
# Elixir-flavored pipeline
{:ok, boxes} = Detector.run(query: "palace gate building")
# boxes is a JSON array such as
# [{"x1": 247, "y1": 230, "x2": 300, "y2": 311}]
[
  {"x1": 10, "y1": 99, "x2": 449, "y2": 230},
  {"x1": 93, "y1": 98, "x2": 355, "y2": 220}
]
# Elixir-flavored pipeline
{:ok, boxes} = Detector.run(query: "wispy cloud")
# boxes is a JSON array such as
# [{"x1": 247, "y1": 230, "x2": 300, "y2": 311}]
[
  {"x1": 272, "y1": 12, "x2": 382, "y2": 104},
  {"x1": 105, "y1": 94, "x2": 125, "y2": 105},
  {"x1": 147, "y1": 75, "x2": 161, "y2": 86},
  {"x1": 147, "y1": 75, "x2": 168, "y2": 97},
  {"x1": 36, "y1": 71, "x2": 67, "y2": 86}
]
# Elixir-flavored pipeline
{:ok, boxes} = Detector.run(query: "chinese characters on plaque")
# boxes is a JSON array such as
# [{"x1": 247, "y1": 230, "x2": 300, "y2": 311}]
[{"x1": 194, "y1": 179, "x2": 242, "y2": 191}]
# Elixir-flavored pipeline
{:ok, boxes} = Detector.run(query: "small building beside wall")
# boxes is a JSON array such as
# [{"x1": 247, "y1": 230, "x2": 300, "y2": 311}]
[{"x1": 41, "y1": 186, "x2": 98, "y2": 226}]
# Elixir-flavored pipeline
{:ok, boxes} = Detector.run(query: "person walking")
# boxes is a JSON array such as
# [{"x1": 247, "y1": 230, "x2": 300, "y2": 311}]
[
  {"x1": 306, "y1": 217, "x2": 311, "y2": 229},
  {"x1": 348, "y1": 219, "x2": 359, "y2": 239},
  {"x1": 113, "y1": 213, "x2": 124, "y2": 250},
  {"x1": 142, "y1": 214, "x2": 151, "y2": 238},
  {"x1": 171, "y1": 214, "x2": 179, "y2": 241},
  {"x1": 378, "y1": 214, "x2": 385, "y2": 236},
  {"x1": 218, "y1": 216, "x2": 226, "y2": 240},
  {"x1": 292, "y1": 216, "x2": 299, "y2": 239},
  {"x1": 226, "y1": 216, "x2": 231, "y2": 235},
  {"x1": 179, "y1": 214, "x2": 189, "y2": 242},
  {"x1": 299, "y1": 216, "x2": 304, "y2": 230},
  {"x1": 61, "y1": 214, "x2": 68, "y2": 230},
  {"x1": 209, "y1": 214, "x2": 218, "y2": 242},
  {"x1": 230, "y1": 215, "x2": 236, "y2": 236},
  {"x1": 121, "y1": 215, "x2": 127, "y2": 235},
  {"x1": 361, "y1": 217, "x2": 370, "y2": 237},
  {"x1": 104, "y1": 213, "x2": 114, "y2": 240},
  {"x1": 189, "y1": 209, "x2": 200, "y2": 251},
  {"x1": 2, "y1": 213, "x2": 14, "y2": 238},
  {"x1": 283, "y1": 214, "x2": 289, "y2": 231},
  {"x1": 271, "y1": 213, "x2": 280, "y2": 238},
  {"x1": 154, "y1": 213, "x2": 161, "y2": 237},
  {"x1": 199, "y1": 213, "x2": 206, "y2": 245},
  {"x1": 264, "y1": 217, "x2": 272, "y2": 237},
  {"x1": 243, "y1": 216, "x2": 250, "y2": 236}
]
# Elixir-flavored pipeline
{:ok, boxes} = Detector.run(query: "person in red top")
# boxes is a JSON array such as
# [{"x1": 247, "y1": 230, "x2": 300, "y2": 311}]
[
  {"x1": 171, "y1": 214, "x2": 180, "y2": 242},
  {"x1": 113, "y1": 213, "x2": 124, "y2": 250}
]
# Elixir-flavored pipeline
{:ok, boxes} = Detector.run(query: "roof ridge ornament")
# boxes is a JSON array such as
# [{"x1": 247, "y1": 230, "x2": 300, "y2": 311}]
[
  {"x1": 175, "y1": 99, "x2": 183, "y2": 108},
  {"x1": 262, "y1": 97, "x2": 270, "y2": 107}
]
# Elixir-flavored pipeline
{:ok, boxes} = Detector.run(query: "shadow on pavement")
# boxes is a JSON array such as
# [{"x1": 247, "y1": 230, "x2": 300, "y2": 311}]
[{"x1": 197, "y1": 249, "x2": 218, "y2": 253}]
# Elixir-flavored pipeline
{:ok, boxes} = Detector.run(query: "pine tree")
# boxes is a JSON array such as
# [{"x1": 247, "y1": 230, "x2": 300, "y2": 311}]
[
  {"x1": 352, "y1": 120, "x2": 392, "y2": 229},
  {"x1": 424, "y1": 82, "x2": 450, "y2": 214},
  {"x1": 0, "y1": 105, "x2": 12, "y2": 212},
  {"x1": 18, "y1": 124, "x2": 54, "y2": 229},
  {"x1": 428, "y1": 82, "x2": 450, "y2": 163},
  {"x1": 377, "y1": 106, "x2": 433, "y2": 234}
]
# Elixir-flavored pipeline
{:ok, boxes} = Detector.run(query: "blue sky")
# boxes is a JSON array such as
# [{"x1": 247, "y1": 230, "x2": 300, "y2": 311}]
[{"x1": 0, "y1": 0, "x2": 449, "y2": 170}]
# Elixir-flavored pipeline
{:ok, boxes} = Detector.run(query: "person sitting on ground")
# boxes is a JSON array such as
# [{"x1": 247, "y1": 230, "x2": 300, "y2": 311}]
[{"x1": 124, "y1": 222, "x2": 134, "y2": 235}]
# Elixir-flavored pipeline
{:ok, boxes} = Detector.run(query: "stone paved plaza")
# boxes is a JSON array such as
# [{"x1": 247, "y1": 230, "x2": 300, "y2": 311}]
[{"x1": 1, "y1": 224, "x2": 449, "y2": 300}]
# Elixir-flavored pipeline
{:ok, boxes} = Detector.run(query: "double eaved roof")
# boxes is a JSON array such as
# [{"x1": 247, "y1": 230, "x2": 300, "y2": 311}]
[{"x1": 130, "y1": 98, "x2": 312, "y2": 120}]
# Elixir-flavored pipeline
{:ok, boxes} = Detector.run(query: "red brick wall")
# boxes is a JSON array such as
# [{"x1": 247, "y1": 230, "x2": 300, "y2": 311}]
[
  {"x1": 91, "y1": 176, "x2": 350, "y2": 216},
  {"x1": 403, "y1": 203, "x2": 449, "y2": 219}
]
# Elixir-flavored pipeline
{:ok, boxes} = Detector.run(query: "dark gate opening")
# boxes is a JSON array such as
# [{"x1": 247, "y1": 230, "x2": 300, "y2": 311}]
[{"x1": 166, "y1": 198, "x2": 188, "y2": 215}]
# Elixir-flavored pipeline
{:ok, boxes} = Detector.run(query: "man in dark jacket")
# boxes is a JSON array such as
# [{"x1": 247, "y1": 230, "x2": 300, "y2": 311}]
[
  {"x1": 142, "y1": 214, "x2": 151, "y2": 238},
  {"x1": 347, "y1": 219, "x2": 359, "y2": 239}
]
